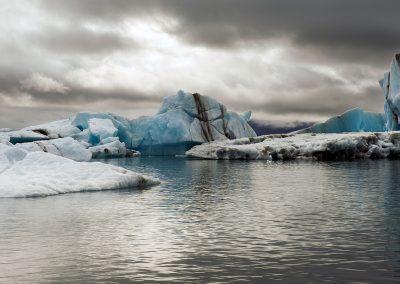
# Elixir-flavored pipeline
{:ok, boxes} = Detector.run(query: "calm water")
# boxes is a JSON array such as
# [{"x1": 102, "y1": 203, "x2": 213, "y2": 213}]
[{"x1": 1, "y1": 158, "x2": 400, "y2": 283}]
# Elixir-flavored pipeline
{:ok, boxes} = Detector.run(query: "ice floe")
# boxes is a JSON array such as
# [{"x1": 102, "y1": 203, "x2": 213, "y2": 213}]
[
  {"x1": 186, "y1": 132, "x2": 400, "y2": 160},
  {"x1": 0, "y1": 145, "x2": 159, "y2": 198}
]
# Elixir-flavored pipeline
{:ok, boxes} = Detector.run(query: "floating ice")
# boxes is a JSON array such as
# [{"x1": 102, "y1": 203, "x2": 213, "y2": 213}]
[
  {"x1": 90, "y1": 140, "x2": 135, "y2": 158},
  {"x1": 298, "y1": 108, "x2": 386, "y2": 134},
  {"x1": 65, "y1": 91, "x2": 255, "y2": 155},
  {"x1": 0, "y1": 129, "x2": 49, "y2": 144},
  {"x1": 380, "y1": 55, "x2": 400, "y2": 131},
  {"x1": 129, "y1": 91, "x2": 256, "y2": 154},
  {"x1": 15, "y1": 137, "x2": 92, "y2": 161},
  {"x1": 0, "y1": 148, "x2": 159, "y2": 198},
  {"x1": 186, "y1": 132, "x2": 400, "y2": 160},
  {"x1": 0, "y1": 144, "x2": 27, "y2": 173},
  {"x1": 301, "y1": 54, "x2": 400, "y2": 134},
  {"x1": 22, "y1": 119, "x2": 81, "y2": 139},
  {"x1": 88, "y1": 118, "x2": 118, "y2": 144}
]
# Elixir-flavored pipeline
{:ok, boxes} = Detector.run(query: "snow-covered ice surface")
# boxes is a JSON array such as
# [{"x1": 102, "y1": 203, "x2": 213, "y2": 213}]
[
  {"x1": 0, "y1": 145, "x2": 159, "y2": 198},
  {"x1": 22, "y1": 119, "x2": 81, "y2": 139},
  {"x1": 88, "y1": 118, "x2": 118, "y2": 144},
  {"x1": 186, "y1": 132, "x2": 400, "y2": 160},
  {"x1": 90, "y1": 140, "x2": 129, "y2": 158},
  {"x1": 15, "y1": 137, "x2": 92, "y2": 161},
  {"x1": 0, "y1": 130, "x2": 49, "y2": 144}
]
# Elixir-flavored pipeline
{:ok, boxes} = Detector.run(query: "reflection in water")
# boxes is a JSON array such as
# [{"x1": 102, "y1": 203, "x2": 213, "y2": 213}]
[{"x1": 1, "y1": 158, "x2": 400, "y2": 283}]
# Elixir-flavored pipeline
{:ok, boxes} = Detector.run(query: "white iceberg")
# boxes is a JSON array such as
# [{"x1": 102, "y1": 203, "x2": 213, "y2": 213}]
[
  {"x1": 0, "y1": 129, "x2": 49, "y2": 144},
  {"x1": 0, "y1": 145, "x2": 159, "y2": 198},
  {"x1": 186, "y1": 132, "x2": 400, "y2": 160},
  {"x1": 15, "y1": 137, "x2": 92, "y2": 161},
  {"x1": 22, "y1": 119, "x2": 81, "y2": 139},
  {"x1": 90, "y1": 139, "x2": 135, "y2": 158}
]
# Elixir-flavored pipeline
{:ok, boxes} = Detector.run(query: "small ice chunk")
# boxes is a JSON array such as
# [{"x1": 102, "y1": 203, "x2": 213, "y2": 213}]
[{"x1": 90, "y1": 140, "x2": 127, "y2": 158}]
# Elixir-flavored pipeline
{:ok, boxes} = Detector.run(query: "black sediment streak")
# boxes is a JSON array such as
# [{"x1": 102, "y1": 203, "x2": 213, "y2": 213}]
[{"x1": 192, "y1": 93, "x2": 214, "y2": 142}]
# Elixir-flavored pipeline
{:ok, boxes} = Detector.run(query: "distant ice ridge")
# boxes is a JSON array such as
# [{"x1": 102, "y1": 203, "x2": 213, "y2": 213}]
[
  {"x1": 0, "y1": 144, "x2": 159, "y2": 198},
  {"x1": 298, "y1": 108, "x2": 386, "y2": 134},
  {"x1": 301, "y1": 54, "x2": 400, "y2": 134},
  {"x1": 186, "y1": 132, "x2": 400, "y2": 160}
]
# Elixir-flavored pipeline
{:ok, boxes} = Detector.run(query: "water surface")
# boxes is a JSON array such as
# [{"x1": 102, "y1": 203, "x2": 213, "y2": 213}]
[{"x1": 1, "y1": 158, "x2": 400, "y2": 283}]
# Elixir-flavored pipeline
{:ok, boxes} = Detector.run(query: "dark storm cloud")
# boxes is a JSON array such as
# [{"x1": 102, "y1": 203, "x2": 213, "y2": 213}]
[
  {"x1": 0, "y1": 0, "x2": 398, "y2": 127},
  {"x1": 40, "y1": 0, "x2": 400, "y2": 64}
]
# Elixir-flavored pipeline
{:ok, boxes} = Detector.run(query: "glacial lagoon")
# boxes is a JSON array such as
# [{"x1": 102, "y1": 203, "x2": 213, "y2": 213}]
[{"x1": 1, "y1": 157, "x2": 400, "y2": 283}]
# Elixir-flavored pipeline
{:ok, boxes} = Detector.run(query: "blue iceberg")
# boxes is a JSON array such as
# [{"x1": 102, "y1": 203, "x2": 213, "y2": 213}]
[
  {"x1": 300, "y1": 108, "x2": 386, "y2": 133},
  {"x1": 128, "y1": 91, "x2": 256, "y2": 154},
  {"x1": 4, "y1": 90, "x2": 256, "y2": 156},
  {"x1": 303, "y1": 53, "x2": 400, "y2": 134}
]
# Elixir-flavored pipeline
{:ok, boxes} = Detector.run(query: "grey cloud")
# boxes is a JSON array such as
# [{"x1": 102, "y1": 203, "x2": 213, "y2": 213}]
[
  {"x1": 252, "y1": 85, "x2": 384, "y2": 118},
  {"x1": 29, "y1": 24, "x2": 137, "y2": 55},
  {"x1": 39, "y1": 0, "x2": 400, "y2": 65}
]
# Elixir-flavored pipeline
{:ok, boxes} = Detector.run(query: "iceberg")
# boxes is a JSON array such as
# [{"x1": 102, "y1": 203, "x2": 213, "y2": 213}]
[
  {"x1": 0, "y1": 145, "x2": 159, "y2": 198},
  {"x1": 22, "y1": 119, "x2": 81, "y2": 139},
  {"x1": 381, "y1": 55, "x2": 400, "y2": 131},
  {"x1": 68, "y1": 91, "x2": 256, "y2": 155},
  {"x1": 0, "y1": 91, "x2": 255, "y2": 156},
  {"x1": 186, "y1": 132, "x2": 400, "y2": 160},
  {"x1": 129, "y1": 91, "x2": 256, "y2": 155},
  {"x1": 88, "y1": 118, "x2": 118, "y2": 144},
  {"x1": 89, "y1": 139, "x2": 139, "y2": 159},
  {"x1": 0, "y1": 129, "x2": 49, "y2": 144},
  {"x1": 302, "y1": 54, "x2": 400, "y2": 134},
  {"x1": 15, "y1": 137, "x2": 92, "y2": 161},
  {"x1": 298, "y1": 108, "x2": 386, "y2": 134}
]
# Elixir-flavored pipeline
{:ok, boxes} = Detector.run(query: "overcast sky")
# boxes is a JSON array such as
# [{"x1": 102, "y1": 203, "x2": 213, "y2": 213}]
[{"x1": 0, "y1": 0, "x2": 399, "y2": 128}]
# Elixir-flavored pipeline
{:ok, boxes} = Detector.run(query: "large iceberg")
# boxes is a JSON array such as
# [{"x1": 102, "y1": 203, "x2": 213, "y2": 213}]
[
  {"x1": 186, "y1": 132, "x2": 400, "y2": 160},
  {"x1": 0, "y1": 144, "x2": 159, "y2": 198},
  {"x1": 0, "y1": 91, "x2": 255, "y2": 156},
  {"x1": 129, "y1": 91, "x2": 256, "y2": 155}
]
